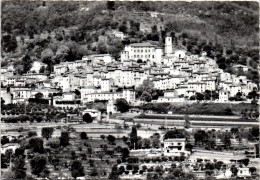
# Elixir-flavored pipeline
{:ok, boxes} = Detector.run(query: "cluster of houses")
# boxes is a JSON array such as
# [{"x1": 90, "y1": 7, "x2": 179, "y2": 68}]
[{"x1": 1, "y1": 37, "x2": 257, "y2": 113}]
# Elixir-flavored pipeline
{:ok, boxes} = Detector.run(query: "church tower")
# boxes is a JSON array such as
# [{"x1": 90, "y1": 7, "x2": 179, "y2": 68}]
[{"x1": 165, "y1": 36, "x2": 173, "y2": 55}]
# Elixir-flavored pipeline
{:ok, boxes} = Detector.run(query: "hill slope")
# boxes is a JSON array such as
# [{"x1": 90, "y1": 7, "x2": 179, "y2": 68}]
[{"x1": 1, "y1": 1, "x2": 259, "y2": 83}]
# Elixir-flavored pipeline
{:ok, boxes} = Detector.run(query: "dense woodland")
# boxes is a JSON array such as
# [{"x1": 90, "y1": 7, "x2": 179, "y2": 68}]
[{"x1": 1, "y1": 1, "x2": 259, "y2": 84}]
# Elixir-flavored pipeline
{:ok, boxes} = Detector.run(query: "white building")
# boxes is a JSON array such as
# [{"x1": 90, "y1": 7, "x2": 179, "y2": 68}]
[
  {"x1": 29, "y1": 61, "x2": 47, "y2": 73},
  {"x1": 107, "y1": 100, "x2": 118, "y2": 115},
  {"x1": 121, "y1": 42, "x2": 163, "y2": 64},
  {"x1": 237, "y1": 167, "x2": 251, "y2": 178},
  {"x1": 219, "y1": 90, "x2": 229, "y2": 102},
  {"x1": 109, "y1": 30, "x2": 127, "y2": 40},
  {"x1": 82, "y1": 54, "x2": 114, "y2": 64},
  {"x1": 164, "y1": 138, "x2": 190, "y2": 156},
  {"x1": 81, "y1": 89, "x2": 135, "y2": 104},
  {"x1": 1, "y1": 89, "x2": 12, "y2": 104}
]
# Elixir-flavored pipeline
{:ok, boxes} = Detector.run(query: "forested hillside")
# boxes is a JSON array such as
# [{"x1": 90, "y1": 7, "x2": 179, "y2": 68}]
[{"x1": 1, "y1": 1, "x2": 259, "y2": 83}]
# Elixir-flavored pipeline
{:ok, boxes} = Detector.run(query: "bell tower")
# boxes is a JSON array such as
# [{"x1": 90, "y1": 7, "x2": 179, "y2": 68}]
[{"x1": 165, "y1": 36, "x2": 173, "y2": 55}]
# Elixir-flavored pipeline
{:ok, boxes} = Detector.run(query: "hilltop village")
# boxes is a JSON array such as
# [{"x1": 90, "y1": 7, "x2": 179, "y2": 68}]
[
  {"x1": 1, "y1": 36, "x2": 259, "y2": 180},
  {"x1": 1, "y1": 37, "x2": 258, "y2": 109}
]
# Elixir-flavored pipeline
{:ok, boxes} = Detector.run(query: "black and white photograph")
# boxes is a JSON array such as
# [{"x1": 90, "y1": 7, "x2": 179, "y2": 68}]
[{"x1": 1, "y1": 0, "x2": 259, "y2": 179}]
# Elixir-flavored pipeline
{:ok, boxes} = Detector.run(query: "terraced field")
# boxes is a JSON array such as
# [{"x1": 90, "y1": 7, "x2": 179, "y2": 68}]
[{"x1": 134, "y1": 114, "x2": 259, "y2": 128}]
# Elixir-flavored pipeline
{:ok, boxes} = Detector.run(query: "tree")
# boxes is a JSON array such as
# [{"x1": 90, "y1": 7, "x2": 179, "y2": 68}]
[
  {"x1": 142, "y1": 138, "x2": 151, "y2": 149},
  {"x1": 107, "y1": 1, "x2": 115, "y2": 11},
  {"x1": 235, "y1": 92, "x2": 243, "y2": 101},
  {"x1": 100, "y1": 135, "x2": 106, "y2": 140},
  {"x1": 60, "y1": 131, "x2": 70, "y2": 147},
  {"x1": 152, "y1": 137, "x2": 160, "y2": 148},
  {"x1": 20, "y1": 54, "x2": 32, "y2": 74},
  {"x1": 184, "y1": 115, "x2": 191, "y2": 128},
  {"x1": 29, "y1": 138, "x2": 44, "y2": 153},
  {"x1": 221, "y1": 132, "x2": 231, "y2": 148},
  {"x1": 195, "y1": 92, "x2": 204, "y2": 101},
  {"x1": 164, "y1": 129, "x2": 187, "y2": 139},
  {"x1": 28, "y1": 131, "x2": 37, "y2": 137},
  {"x1": 185, "y1": 143, "x2": 193, "y2": 152},
  {"x1": 35, "y1": 92, "x2": 43, "y2": 99},
  {"x1": 41, "y1": 127, "x2": 54, "y2": 140},
  {"x1": 115, "y1": 98, "x2": 129, "y2": 113},
  {"x1": 119, "y1": 24, "x2": 127, "y2": 33},
  {"x1": 136, "y1": 80, "x2": 161, "y2": 102},
  {"x1": 55, "y1": 45, "x2": 70, "y2": 62},
  {"x1": 130, "y1": 126, "x2": 138, "y2": 149},
  {"x1": 41, "y1": 48, "x2": 54, "y2": 65},
  {"x1": 2, "y1": 34, "x2": 17, "y2": 53},
  {"x1": 242, "y1": 159, "x2": 250, "y2": 167},
  {"x1": 80, "y1": 132, "x2": 88, "y2": 139},
  {"x1": 82, "y1": 113, "x2": 93, "y2": 123},
  {"x1": 194, "y1": 130, "x2": 208, "y2": 145},
  {"x1": 118, "y1": 166, "x2": 125, "y2": 174},
  {"x1": 137, "y1": 59, "x2": 143, "y2": 63},
  {"x1": 121, "y1": 148, "x2": 129, "y2": 159},
  {"x1": 71, "y1": 160, "x2": 85, "y2": 179},
  {"x1": 12, "y1": 156, "x2": 27, "y2": 179},
  {"x1": 1, "y1": 136, "x2": 9, "y2": 145},
  {"x1": 230, "y1": 165, "x2": 238, "y2": 176},
  {"x1": 107, "y1": 135, "x2": 116, "y2": 144},
  {"x1": 30, "y1": 154, "x2": 47, "y2": 176},
  {"x1": 173, "y1": 168, "x2": 182, "y2": 177},
  {"x1": 90, "y1": 168, "x2": 98, "y2": 176}
]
